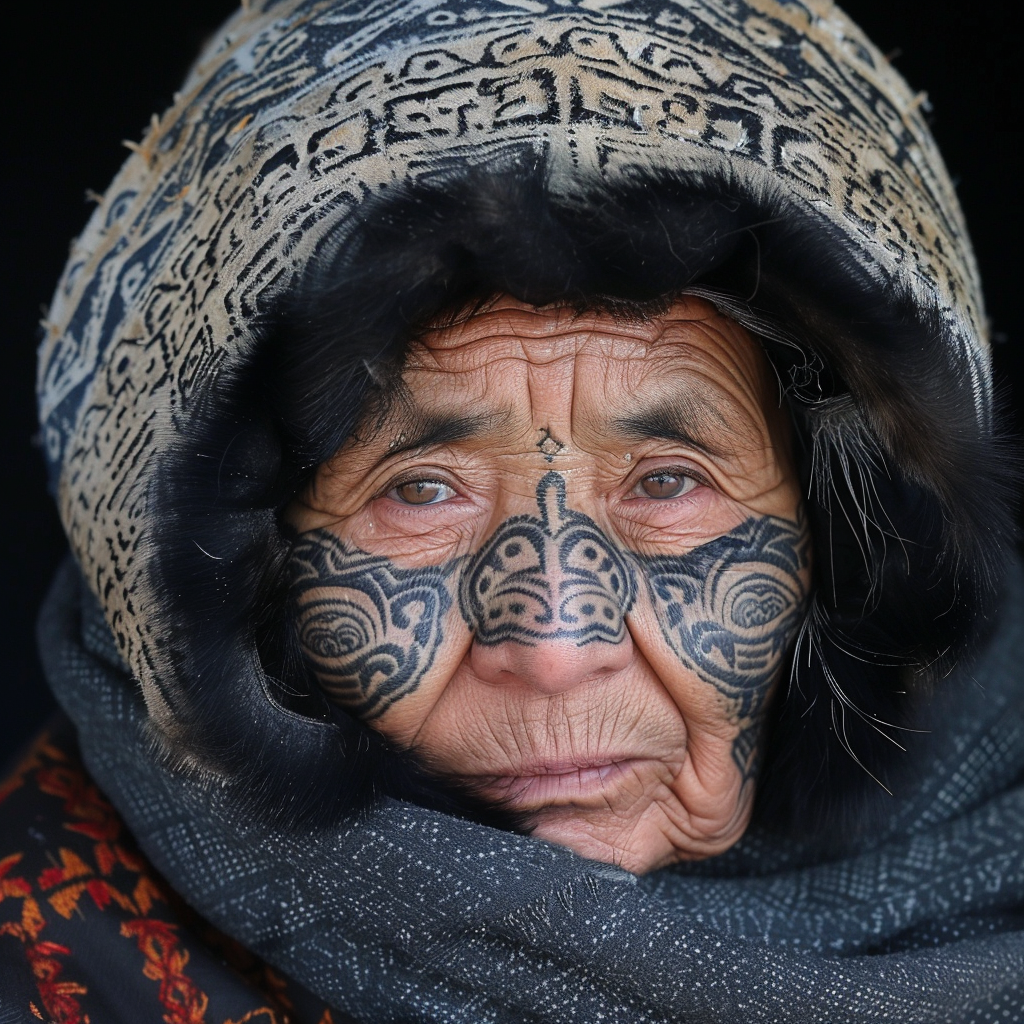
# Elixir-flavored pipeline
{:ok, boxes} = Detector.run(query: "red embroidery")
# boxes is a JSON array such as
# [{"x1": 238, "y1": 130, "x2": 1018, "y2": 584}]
[
  {"x1": 2, "y1": 730, "x2": 333, "y2": 1023},
  {"x1": 2, "y1": 850, "x2": 88, "y2": 1023},
  {"x1": 25, "y1": 940, "x2": 90, "y2": 1024},
  {"x1": 122, "y1": 918, "x2": 210, "y2": 1024}
]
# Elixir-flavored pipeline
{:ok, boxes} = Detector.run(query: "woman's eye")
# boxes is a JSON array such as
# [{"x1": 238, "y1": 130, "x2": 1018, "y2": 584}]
[
  {"x1": 635, "y1": 471, "x2": 698, "y2": 500},
  {"x1": 389, "y1": 479, "x2": 456, "y2": 505}
]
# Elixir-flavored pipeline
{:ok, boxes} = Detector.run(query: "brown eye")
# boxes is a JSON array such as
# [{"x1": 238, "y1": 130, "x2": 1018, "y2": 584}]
[
  {"x1": 390, "y1": 479, "x2": 456, "y2": 505},
  {"x1": 636, "y1": 471, "x2": 697, "y2": 500}
]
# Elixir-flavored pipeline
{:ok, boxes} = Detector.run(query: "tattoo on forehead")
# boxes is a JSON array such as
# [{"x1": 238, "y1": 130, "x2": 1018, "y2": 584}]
[
  {"x1": 536, "y1": 428, "x2": 565, "y2": 462},
  {"x1": 288, "y1": 473, "x2": 809, "y2": 782}
]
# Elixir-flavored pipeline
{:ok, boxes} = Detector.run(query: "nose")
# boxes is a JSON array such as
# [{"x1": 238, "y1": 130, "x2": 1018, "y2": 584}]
[
  {"x1": 468, "y1": 632, "x2": 634, "y2": 695},
  {"x1": 460, "y1": 471, "x2": 638, "y2": 694}
]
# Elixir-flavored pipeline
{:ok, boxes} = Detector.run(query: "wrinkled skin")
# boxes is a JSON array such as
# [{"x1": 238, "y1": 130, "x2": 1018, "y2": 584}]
[{"x1": 286, "y1": 296, "x2": 811, "y2": 873}]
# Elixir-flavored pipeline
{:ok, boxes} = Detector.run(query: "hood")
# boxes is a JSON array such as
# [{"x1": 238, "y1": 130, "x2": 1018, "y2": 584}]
[{"x1": 37, "y1": 0, "x2": 1014, "y2": 829}]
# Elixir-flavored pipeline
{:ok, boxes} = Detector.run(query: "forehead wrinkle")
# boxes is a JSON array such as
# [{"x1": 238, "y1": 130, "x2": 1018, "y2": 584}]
[
  {"x1": 525, "y1": 345, "x2": 579, "y2": 426},
  {"x1": 420, "y1": 292, "x2": 727, "y2": 349},
  {"x1": 411, "y1": 329, "x2": 653, "y2": 376},
  {"x1": 403, "y1": 298, "x2": 779, "y2": 462},
  {"x1": 648, "y1": 326, "x2": 778, "y2": 445},
  {"x1": 421, "y1": 302, "x2": 673, "y2": 352},
  {"x1": 582, "y1": 336, "x2": 770, "y2": 458},
  {"x1": 658, "y1": 318, "x2": 774, "y2": 414},
  {"x1": 670, "y1": 354, "x2": 767, "y2": 439}
]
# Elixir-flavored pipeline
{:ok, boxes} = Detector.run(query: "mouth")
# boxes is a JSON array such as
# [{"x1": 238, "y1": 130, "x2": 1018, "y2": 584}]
[{"x1": 469, "y1": 757, "x2": 648, "y2": 810}]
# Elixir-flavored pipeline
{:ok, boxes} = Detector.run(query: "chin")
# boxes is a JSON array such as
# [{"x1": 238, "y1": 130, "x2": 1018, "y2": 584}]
[{"x1": 528, "y1": 799, "x2": 753, "y2": 875}]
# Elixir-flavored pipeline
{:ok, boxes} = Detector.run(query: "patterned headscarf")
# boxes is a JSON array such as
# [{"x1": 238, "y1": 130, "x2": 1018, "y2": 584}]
[{"x1": 37, "y1": 0, "x2": 1010, "y2": 823}]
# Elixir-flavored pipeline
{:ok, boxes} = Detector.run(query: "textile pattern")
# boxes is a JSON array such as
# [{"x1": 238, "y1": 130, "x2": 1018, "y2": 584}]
[
  {"x1": 0, "y1": 722, "x2": 341, "y2": 1024},
  {"x1": 30, "y1": 556, "x2": 1024, "y2": 1022}
]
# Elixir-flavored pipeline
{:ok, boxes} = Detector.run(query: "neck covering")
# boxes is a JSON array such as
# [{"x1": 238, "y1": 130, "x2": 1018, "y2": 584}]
[
  {"x1": 33, "y1": 0, "x2": 1022, "y2": 1018},
  {"x1": 38, "y1": 552, "x2": 1024, "y2": 1020}
]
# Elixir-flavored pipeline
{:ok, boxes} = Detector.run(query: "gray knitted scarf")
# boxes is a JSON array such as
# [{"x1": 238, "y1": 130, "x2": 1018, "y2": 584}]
[{"x1": 39, "y1": 556, "x2": 1024, "y2": 1022}]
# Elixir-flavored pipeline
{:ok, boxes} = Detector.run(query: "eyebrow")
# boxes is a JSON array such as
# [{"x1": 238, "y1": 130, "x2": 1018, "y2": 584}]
[
  {"x1": 367, "y1": 407, "x2": 508, "y2": 468},
  {"x1": 612, "y1": 399, "x2": 731, "y2": 458}
]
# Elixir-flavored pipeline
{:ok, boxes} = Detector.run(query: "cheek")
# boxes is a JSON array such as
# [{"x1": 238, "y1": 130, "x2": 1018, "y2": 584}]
[
  {"x1": 289, "y1": 530, "x2": 471, "y2": 741},
  {"x1": 626, "y1": 516, "x2": 811, "y2": 755}
]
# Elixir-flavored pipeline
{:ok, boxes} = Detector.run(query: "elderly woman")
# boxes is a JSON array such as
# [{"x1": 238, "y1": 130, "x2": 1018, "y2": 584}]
[
  {"x1": 284, "y1": 292, "x2": 812, "y2": 872},
  {"x1": 3, "y1": 0, "x2": 1022, "y2": 1020}
]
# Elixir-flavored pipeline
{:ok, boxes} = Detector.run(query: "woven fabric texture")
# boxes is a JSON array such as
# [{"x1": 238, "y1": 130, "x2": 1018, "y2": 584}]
[
  {"x1": 37, "y1": 0, "x2": 989, "y2": 725},
  {"x1": 32, "y1": 557, "x2": 1024, "y2": 1022}
]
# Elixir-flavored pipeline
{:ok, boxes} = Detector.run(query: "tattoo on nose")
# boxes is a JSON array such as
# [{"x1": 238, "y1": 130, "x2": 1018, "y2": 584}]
[
  {"x1": 536, "y1": 428, "x2": 564, "y2": 462},
  {"x1": 289, "y1": 532, "x2": 454, "y2": 719},
  {"x1": 638, "y1": 515, "x2": 811, "y2": 779},
  {"x1": 460, "y1": 472, "x2": 637, "y2": 645},
  {"x1": 289, "y1": 473, "x2": 809, "y2": 786}
]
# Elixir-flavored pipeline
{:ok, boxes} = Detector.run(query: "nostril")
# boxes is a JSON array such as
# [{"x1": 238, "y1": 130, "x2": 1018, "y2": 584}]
[{"x1": 469, "y1": 631, "x2": 634, "y2": 695}]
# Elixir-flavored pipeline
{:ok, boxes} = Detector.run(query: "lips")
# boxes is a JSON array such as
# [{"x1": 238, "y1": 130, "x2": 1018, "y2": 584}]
[{"x1": 470, "y1": 758, "x2": 648, "y2": 809}]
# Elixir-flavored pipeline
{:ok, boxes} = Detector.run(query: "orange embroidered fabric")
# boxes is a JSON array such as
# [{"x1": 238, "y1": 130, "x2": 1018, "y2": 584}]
[{"x1": 0, "y1": 720, "x2": 342, "y2": 1024}]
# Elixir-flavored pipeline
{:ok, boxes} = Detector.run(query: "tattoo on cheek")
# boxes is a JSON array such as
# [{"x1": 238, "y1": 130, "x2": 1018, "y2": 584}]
[
  {"x1": 636, "y1": 515, "x2": 811, "y2": 780},
  {"x1": 287, "y1": 473, "x2": 639, "y2": 718},
  {"x1": 288, "y1": 472, "x2": 810, "y2": 788},
  {"x1": 288, "y1": 531, "x2": 457, "y2": 719}
]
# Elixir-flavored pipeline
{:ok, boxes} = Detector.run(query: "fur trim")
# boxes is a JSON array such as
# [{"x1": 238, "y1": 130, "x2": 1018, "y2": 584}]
[
  {"x1": 150, "y1": 162, "x2": 1016, "y2": 833},
  {"x1": 37, "y1": 0, "x2": 1015, "y2": 841}
]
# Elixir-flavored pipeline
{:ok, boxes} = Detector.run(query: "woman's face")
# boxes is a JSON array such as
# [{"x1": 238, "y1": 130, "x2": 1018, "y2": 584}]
[{"x1": 285, "y1": 296, "x2": 810, "y2": 873}]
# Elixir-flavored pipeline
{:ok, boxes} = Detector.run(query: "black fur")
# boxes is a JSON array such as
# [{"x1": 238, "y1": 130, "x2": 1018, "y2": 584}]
[{"x1": 151, "y1": 152, "x2": 1017, "y2": 840}]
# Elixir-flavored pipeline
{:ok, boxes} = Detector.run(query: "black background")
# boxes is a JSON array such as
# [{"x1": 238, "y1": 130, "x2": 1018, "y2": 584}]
[{"x1": 0, "y1": 2, "x2": 1018, "y2": 759}]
